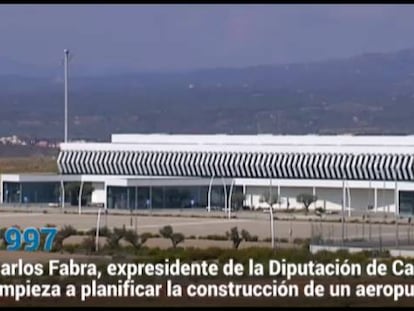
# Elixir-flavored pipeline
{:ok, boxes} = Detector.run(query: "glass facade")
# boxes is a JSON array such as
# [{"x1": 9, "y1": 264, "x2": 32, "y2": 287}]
[
  {"x1": 3, "y1": 182, "x2": 60, "y2": 204},
  {"x1": 106, "y1": 185, "x2": 243, "y2": 210},
  {"x1": 0, "y1": 181, "x2": 242, "y2": 211},
  {"x1": 399, "y1": 191, "x2": 414, "y2": 216}
]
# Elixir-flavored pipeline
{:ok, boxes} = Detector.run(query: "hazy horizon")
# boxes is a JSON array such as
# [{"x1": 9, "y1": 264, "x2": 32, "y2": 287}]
[{"x1": 1, "y1": 4, "x2": 414, "y2": 75}]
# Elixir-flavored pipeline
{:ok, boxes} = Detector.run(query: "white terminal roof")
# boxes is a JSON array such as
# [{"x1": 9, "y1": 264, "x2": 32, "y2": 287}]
[
  {"x1": 59, "y1": 134, "x2": 414, "y2": 154},
  {"x1": 111, "y1": 134, "x2": 414, "y2": 146}
]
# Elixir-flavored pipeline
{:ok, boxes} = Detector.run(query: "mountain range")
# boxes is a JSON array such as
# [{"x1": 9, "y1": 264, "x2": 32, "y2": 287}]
[{"x1": 2, "y1": 48, "x2": 414, "y2": 140}]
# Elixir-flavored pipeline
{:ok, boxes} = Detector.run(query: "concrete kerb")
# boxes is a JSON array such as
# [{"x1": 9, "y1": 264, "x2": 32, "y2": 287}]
[{"x1": 0, "y1": 205, "x2": 406, "y2": 227}]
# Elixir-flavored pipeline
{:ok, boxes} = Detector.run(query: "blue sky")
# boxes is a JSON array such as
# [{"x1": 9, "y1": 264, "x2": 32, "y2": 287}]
[{"x1": 1, "y1": 4, "x2": 414, "y2": 74}]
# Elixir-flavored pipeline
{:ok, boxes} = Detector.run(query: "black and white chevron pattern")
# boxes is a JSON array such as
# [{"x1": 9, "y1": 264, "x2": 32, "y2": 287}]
[{"x1": 57, "y1": 150, "x2": 414, "y2": 181}]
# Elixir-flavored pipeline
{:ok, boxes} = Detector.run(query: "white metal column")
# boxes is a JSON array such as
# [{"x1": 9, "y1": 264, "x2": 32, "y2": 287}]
[
  {"x1": 95, "y1": 208, "x2": 102, "y2": 252},
  {"x1": 395, "y1": 181, "x2": 399, "y2": 247},
  {"x1": 228, "y1": 179, "x2": 235, "y2": 219},
  {"x1": 394, "y1": 181, "x2": 399, "y2": 216},
  {"x1": 221, "y1": 177, "x2": 227, "y2": 212},
  {"x1": 341, "y1": 180, "x2": 345, "y2": 244},
  {"x1": 103, "y1": 183, "x2": 107, "y2": 211},
  {"x1": 312, "y1": 186, "x2": 316, "y2": 211},
  {"x1": 347, "y1": 183, "x2": 351, "y2": 217},
  {"x1": 207, "y1": 174, "x2": 215, "y2": 213},
  {"x1": 78, "y1": 181, "x2": 84, "y2": 215}
]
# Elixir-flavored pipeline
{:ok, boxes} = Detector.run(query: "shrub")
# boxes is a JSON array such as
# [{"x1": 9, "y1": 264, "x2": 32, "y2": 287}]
[
  {"x1": 226, "y1": 227, "x2": 259, "y2": 248},
  {"x1": 171, "y1": 233, "x2": 185, "y2": 248},
  {"x1": 241, "y1": 229, "x2": 258, "y2": 242},
  {"x1": 293, "y1": 237, "x2": 308, "y2": 245},
  {"x1": 123, "y1": 230, "x2": 149, "y2": 250},
  {"x1": 107, "y1": 228, "x2": 126, "y2": 249},
  {"x1": 87, "y1": 226, "x2": 111, "y2": 237},
  {"x1": 226, "y1": 227, "x2": 243, "y2": 249},
  {"x1": 0, "y1": 225, "x2": 21, "y2": 247},
  {"x1": 159, "y1": 225, "x2": 173, "y2": 239},
  {"x1": 296, "y1": 193, "x2": 317, "y2": 214},
  {"x1": 53, "y1": 225, "x2": 77, "y2": 252},
  {"x1": 199, "y1": 234, "x2": 228, "y2": 241},
  {"x1": 81, "y1": 237, "x2": 96, "y2": 254},
  {"x1": 159, "y1": 225, "x2": 185, "y2": 248},
  {"x1": 62, "y1": 244, "x2": 78, "y2": 254},
  {"x1": 141, "y1": 232, "x2": 153, "y2": 241},
  {"x1": 141, "y1": 232, "x2": 160, "y2": 238},
  {"x1": 0, "y1": 227, "x2": 6, "y2": 241}
]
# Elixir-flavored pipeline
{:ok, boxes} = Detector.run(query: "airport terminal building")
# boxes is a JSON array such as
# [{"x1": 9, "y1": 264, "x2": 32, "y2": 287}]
[{"x1": 2, "y1": 134, "x2": 414, "y2": 215}]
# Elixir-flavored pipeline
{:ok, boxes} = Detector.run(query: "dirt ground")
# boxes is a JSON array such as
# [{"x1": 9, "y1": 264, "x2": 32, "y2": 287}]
[{"x1": 0, "y1": 210, "x2": 402, "y2": 242}]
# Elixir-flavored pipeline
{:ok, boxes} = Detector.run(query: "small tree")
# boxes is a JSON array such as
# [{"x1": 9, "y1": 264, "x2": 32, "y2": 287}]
[
  {"x1": 123, "y1": 230, "x2": 149, "y2": 250},
  {"x1": 54, "y1": 225, "x2": 77, "y2": 251},
  {"x1": 260, "y1": 190, "x2": 279, "y2": 209},
  {"x1": 159, "y1": 225, "x2": 185, "y2": 248},
  {"x1": 81, "y1": 236, "x2": 96, "y2": 254},
  {"x1": 107, "y1": 227, "x2": 126, "y2": 249},
  {"x1": 241, "y1": 229, "x2": 258, "y2": 242},
  {"x1": 226, "y1": 227, "x2": 243, "y2": 249},
  {"x1": 170, "y1": 233, "x2": 185, "y2": 248},
  {"x1": 296, "y1": 193, "x2": 317, "y2": 214},
  {"x1": 159, "y1": 225, "x2": 173, "y2": 239},
  {"x1": 226, "y1": 227, "x2": 258, "y2": 249},
  {"x1": 88, "y1": 226, "x2": 112, "y2": 238},
  {"x1": 315, "y1": 207, "x2": 326, "y2": 217}
]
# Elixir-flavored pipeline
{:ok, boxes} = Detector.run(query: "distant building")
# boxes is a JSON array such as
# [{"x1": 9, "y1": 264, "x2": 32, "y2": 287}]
[{"x1": 36, "y1": 140, "x2": 49, "y2": 147}]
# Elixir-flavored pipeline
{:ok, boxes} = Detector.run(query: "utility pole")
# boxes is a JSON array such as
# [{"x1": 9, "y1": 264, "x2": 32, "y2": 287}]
[
  {"x1": 341, "y1": 180, "x2": 345, "y2": 245},
  {"x1": 269, "y1": 178, "x2": 275, "y2": 249},
  {"x1": 64, "y1": 49, "x2": 69, "y2": 143}
]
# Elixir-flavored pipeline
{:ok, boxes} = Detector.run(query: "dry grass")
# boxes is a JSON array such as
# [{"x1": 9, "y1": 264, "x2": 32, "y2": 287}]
[{"x1": 0, "y1": 156, "x2": 58, "y2": 173}]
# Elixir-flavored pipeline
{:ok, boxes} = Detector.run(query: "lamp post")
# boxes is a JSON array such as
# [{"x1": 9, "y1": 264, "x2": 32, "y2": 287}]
[
  {"x1": 95, "y1": 208, "x2": 102, "y2": 252},
  {"x1": 64, "y1": 49, "x2": 69, "y2": 143},
  {"x1": 228, "y1": 179, "x2": 236, "y2": 220},
  {"x1": 221, "y1": 177, "x2": 227, "y2": 213},
  {"x1": 341, "y1": 180, "x2": 345, "y2": 245},
  {"x1": 269, "y1": 178, "x2": 275, "y2": 249}
]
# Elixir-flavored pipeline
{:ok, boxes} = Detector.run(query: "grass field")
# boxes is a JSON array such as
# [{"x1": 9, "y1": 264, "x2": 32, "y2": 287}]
[{"x1": 0, "y1": 156, "x2": 57, "y2": 173}]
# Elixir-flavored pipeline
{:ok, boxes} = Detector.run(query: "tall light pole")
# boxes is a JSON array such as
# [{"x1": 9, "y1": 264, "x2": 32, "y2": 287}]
[
  {"x1": 64, "y1": 49, "x2": 70, "y2": 143},
  {"x1": 269, "y1": 178, "x2": 275, "y2": 249},
  {"x1": 341, "y1": 179, "x2": 345, "y2": 245}
]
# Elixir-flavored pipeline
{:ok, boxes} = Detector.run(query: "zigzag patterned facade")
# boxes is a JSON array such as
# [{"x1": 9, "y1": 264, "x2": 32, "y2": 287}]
[{"x1": 57, "y1": 150, "x2": 414, "y2": 181}]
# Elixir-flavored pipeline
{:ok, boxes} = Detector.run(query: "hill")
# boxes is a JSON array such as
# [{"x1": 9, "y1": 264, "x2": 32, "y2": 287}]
[{"x1": 2, "y1": 48, "x2": 414, "y2": 140}]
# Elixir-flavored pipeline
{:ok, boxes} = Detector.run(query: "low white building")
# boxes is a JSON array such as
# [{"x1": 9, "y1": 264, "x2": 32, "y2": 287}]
[{"x1": 2, "y1": 134, "x2": 414, "y2": 215}]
